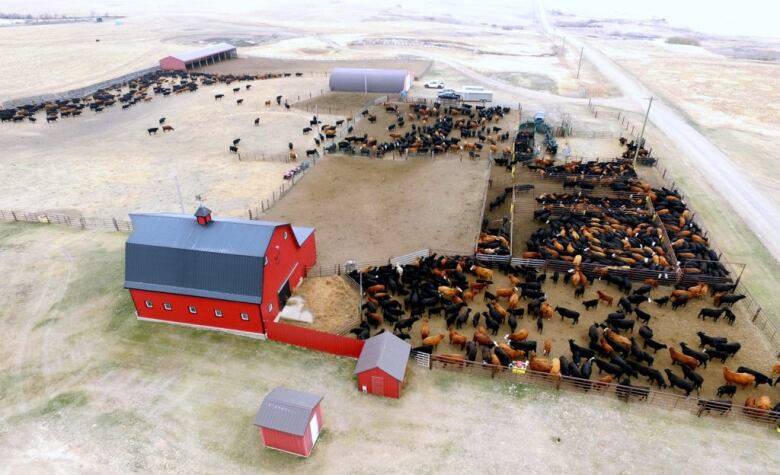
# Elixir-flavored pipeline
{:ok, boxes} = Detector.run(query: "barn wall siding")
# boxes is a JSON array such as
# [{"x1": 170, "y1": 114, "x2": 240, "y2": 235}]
[
  {"x1": 265, "y1": 321, "x2": 365, "y2": 358},
  {"x1": 261, "y1": 226, "x2": 317, "y2": 322},
  {"x1": 260, "y1": 427, "x2": 307, "y2": 457},
  {"x1": 159, "y1": 57, "x2": 186, "y2": 71},
  {"x1": 130, "y1": 289, "x2": 264, "y2": 334},
  {"x1": 356, "y1": 367, "x2": 401, "y2": 398}
]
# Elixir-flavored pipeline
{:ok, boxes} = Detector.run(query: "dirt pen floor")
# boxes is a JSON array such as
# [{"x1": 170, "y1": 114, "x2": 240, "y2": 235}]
[
  {"x1": 263, "y1": 155, "x2": 488, "y2": 265},
  {"x1": 0, "y1": 75, "x2": 342, "y2": 218},
  {"x1": 295, "y1": 92, "x2": 385, "y2": 116}
]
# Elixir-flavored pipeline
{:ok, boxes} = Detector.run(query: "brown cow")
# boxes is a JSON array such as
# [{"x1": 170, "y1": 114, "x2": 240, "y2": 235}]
[
  {"x1": 422, "y1": 334, "x2": 445, "y2": 349},
  {"x1": 597, "y1": 290, "x2": 614, "y2": 306},
  {"x1": 421, "y1": 319, "x2": 430, "y2": 340},
  {"x1": 448, "y1": 327, "x2": 467, "y2": 350},
  {"x1": 723, "y1": 366, "x2": 755, "y2": 388},
  {"x1": 162, "y1": 125, "x2": 174, "y2": 132},
  {"x1": 506, "y1": 328, "x2": 529, "y2": 341},
  {"x1": 670, "y1": 347, "x2": 699, "y2": 369}
]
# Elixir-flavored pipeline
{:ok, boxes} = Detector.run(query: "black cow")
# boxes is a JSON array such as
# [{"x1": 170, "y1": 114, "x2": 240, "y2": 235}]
[
  {"x1": 634, "y1": 308, "x2": 651, "y2": 324},
  {"x1": 616, "y1": 380, "x2": 650, "y2": 401},
  {"x1": 716, "y1": 384, "x2": 737, "y2": 398},
  {"x1": 607, "y1": 318, "x2": 635, "y2": 333},
  {"x1": 509, "y1": 340, "x2": 537, "y2": 354},
  {"x1": 302, "y1": 127, "x2": 312, "y2": 134},
  {"x1": 647, "y1": 368, "x2": 667, "y2": 389},
  {"x1": 665, "y1": 369, "x2": 694, "y2": 396},
  {"x1": 569, "y1": 339, "x2": 596, "y2": 360},
  {"x1": 555, "y1": 306, "x2": 580, "y2": 325},
  {"x1": 305, "y1": 149, "x2": 319, "y2": 157},
  {"x1": 681, "y1": 364, "x2": 703, "y2": 394},
  {"x1": 638, "y1": 325, "x2": 653, "y2": 341},
  {"x1": 698, "y1": 307, "x2": 725, "y2": 321},
  {"x1": 147, "y1": 127, "x2": 158, "y2": 135},
  {"x1": 736, "y1": 366, "x2": 773, "y2": 387},
  {"x1": 724, "y1": 308, "x2": 737, "y2": 325},
  {"x1": 704, "y1": 348, "x2": 729, "y2": 363},
  {"x1": 643, "y1": 337, "x2": 667, "y2": 353},
  {"x1": 583, "y1": 298, "x2": 599, "y2": 311},
  {"x1": 214, "y1": 94, "x2": 224, "y2": 100},
  {"x1": 714, "y1": 341, "x2": 741, "y2": 357},
  {"x1": 466, "y1": 341, "x2": 477, "y2": 361},
  {"x1": 654, "y1": 296, "x2": 670, "y2": 307},
  {"x1": 671, "y1": 295, "x2": 688, "y2": 310},
  {"x1": 593, "y1": 359, "x2": 624, "y2": 378},
  {"x1": 680, "y1": 342, "x2": 710, "y2": 368},
  {"x1": 717, "y1": 293, "x2": 746, "y2": 307},
  {"x1": 696, "y1": 331, "x2": 727, "y2": 349}
]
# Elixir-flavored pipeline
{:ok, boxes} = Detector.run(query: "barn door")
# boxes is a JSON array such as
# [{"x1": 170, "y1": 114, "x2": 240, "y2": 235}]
[
  {"x1": 309, "y1": 412, "x2": 320, "y2": 444},
  {"x1": 371, "y1": 376, "x2": 384, "y2": 396},
  {"x1": 278, "y1": 280, "x2": 292, "y2": 309}
]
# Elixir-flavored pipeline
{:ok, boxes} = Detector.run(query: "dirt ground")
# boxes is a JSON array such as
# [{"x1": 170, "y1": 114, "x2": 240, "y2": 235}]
[
  {"x1": 263, "y1": 155, "x2": 488, "y2": 265},
  {"x1": 1, "y1": 223, "x2": 777, "y2": 474},
  {"x1": 0, "y1": 75, "x2": 340, "y2": 218},
  {"x1": 294, "y1": 92, "x2": 385, "y2": 116},
  {"x1": 285, "y1": 276, "x2": 360, "y2": 333}
]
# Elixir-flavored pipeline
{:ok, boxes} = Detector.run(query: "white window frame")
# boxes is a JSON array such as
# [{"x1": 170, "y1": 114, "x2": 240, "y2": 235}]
[
  {"x1": 144, "y1": 300, "x2": 153, "y2": 308},
  {"x1": 189, "y1": 305, "x2": 197, "y2": 315},
  {"x1": 214, "y1": 309, "x2": 223, "y2": 318},
  {"x1": 163, "y1": 303, "x2": 172, "y2": 311},
  {"x1": 240, "y1": 312, "x2": 250, "y2": 321}
]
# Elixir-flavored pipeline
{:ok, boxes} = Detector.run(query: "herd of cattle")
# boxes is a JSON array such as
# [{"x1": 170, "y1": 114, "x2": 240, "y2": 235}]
[
  {"x1": 0, "y1": 69, "x2": 299, "y2": 125},
  {"x1": 318, "y1": 102, "x2": 513, "y2": 158},
  {"x1": 347, "y1": 254, "x2": 779, "y2": 419}
]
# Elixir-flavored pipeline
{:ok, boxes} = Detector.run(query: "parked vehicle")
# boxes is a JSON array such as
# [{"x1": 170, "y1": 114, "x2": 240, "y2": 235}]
[{"x1": 424, "y1": 81, "x2": 445, "y2": 89}]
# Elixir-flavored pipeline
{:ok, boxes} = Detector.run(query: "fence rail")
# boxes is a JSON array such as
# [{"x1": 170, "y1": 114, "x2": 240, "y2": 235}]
[
  {"x1": 425, "y1": 355, "x2": 780, "y2": 429},
  {"x1": 0, "y1": 209, "x2": 132, "y2": 232}
]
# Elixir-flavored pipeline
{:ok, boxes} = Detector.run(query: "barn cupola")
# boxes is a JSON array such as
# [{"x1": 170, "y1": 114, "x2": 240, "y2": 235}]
[{"x1": 194, "y1": 205, "x2": 212, "y2": 226}]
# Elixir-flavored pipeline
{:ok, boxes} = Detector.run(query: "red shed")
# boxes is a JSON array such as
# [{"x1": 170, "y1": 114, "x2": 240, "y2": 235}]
[
  {"x1": 124, "y1": 208, "x2": 316, "y2": 338},
  {"x1": 255, "y1": 387, "x2": 323, "y2": 457},
  {"x1": 159, "y1": 43, "x2": 237, "y2": 71},
  {"x1": 355, "y1": 332, "x2": 411, "y2": 398}
]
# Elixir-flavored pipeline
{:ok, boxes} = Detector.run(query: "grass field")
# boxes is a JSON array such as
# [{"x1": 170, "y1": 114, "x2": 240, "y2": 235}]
[{"x1": 0, "y1": 223, "x2": 778, "y2": 473}]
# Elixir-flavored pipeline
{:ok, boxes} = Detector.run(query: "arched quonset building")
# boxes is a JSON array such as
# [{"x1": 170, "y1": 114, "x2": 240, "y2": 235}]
[{"x1": 328, "y1": 68, "x2": 412, "y2": 94}]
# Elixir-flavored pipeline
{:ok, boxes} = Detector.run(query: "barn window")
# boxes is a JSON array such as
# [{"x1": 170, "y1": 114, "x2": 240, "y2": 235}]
[
  {"x1": 163, "y1": 303, "x2": 172, "y2": 311},
  {"x1": 214, "y1": 309, "x2": 223, "y2": 318},
  {"x1": 189, "y1": 306, "x2": 197, "y2": 314},
  {"x1": 267, "y1": 303, "x2": 273, "y2": 313},
  {"x1": 144, "y1": 300, "x2": 153, "y2": 308},
  {"x1": 241, "y1": 312, "x2": 250, "y2": 321},
  {"x1": 283, "y1": 231, "x2": 288, "y2": 240}
]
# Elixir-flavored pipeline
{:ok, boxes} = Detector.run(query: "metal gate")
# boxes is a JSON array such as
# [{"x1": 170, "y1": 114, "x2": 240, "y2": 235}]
[{"x1": 412, "y1": 351, "x2": 431, "y2": 369}]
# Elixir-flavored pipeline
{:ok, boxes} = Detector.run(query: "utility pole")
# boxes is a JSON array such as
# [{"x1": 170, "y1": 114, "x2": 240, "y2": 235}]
[
  {"x1": 633, "y1": 97, "x2": 654, "y2": 166},
  {"x1": 174, "y1": 175, "x2": 185, "y2": 213},
  {"x1": 576, "y1": 47, "x2": 584, "y2": 79}
]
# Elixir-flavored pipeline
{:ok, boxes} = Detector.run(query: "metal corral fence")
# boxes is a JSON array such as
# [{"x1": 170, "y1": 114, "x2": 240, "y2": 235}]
[
  {"x1": 421, "y1": 354, "x2": 780, "y2": 429},
  {"x1": 1, "y1": 66, "x2": 161, "y2": 108},
  {"x1": 0, "y1": 209, "x2": 132, "y2": 232},
  {"x1": 248, "y1": 158, "x2": 318, "y2": 218}
]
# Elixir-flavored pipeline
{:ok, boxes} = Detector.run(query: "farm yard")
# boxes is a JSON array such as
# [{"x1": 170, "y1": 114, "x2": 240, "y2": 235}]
[
  {"x1": 0, "y1": 222, "x2": 778, "y2": 474},
  {"x1": 0, "y1": 70, "x2": 342, "y2": 218}
]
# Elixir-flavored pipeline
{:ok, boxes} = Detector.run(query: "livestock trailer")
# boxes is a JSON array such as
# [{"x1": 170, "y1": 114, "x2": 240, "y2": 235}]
[{"x1": 457, "y1": 86, "x2": 494, "y2": 102}]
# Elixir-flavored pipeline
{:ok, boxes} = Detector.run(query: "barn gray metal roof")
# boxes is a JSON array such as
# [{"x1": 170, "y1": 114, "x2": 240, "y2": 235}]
[
  {"x1": 124, "y1": 213, "x2": 314, "y2": 304},
  {"x1": 170, "y1": 43, "x2": 236, "y2": 63},
  {"x1": 329, "y1": 68, "x2": 411, "y2": 94},
  {"x1": 255, "y1": 387, "x2": 323, "y2": 436},
  {"x1": 354, "y1": 332, "x2": 411, "y2": 381}
]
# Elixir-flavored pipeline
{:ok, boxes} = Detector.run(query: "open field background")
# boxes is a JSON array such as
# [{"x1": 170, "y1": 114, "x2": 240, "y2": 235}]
[{"x1": 0, "y1": 222, "x2": 778, "y2": 473}]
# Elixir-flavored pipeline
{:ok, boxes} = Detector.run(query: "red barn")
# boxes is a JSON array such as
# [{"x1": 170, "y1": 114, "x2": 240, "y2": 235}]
[
  {"x1": 355, "y1": 332, "x2": 411, "y2": 398},
  {"x1": 159, "y1": 43, "x2": 237, "y2": 71},
  {"x1": 255, "y1": 387, "x2": 323, "y2": 457},
  {"x1": 124, "y1": 207, "x2": 316, "y2": 338}
]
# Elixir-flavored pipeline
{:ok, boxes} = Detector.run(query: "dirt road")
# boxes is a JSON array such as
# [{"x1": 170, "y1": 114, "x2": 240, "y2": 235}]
[{"x1": 536, "y1": 3, "x2": 780, "y2": 264}]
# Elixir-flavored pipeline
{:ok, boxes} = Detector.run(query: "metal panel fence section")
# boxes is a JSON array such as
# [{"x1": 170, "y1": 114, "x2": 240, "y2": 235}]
[
  {"x1": 265, "y1": 320, "x2": 365, "y2": 358},
  {"x1": 0, "y1": 209, "x2": 132, "y2": 232},
  {"x1": 248, "y1": 158, "x2": 317, "y2": 218},
  {"x1": 426, "y1": 355, "x2": 780, "y2": 429},
  {"x1": 390, "y1": 249, "x2": 429, "y2": 267},
  {"x1": 1, "y1": 66, "x2": 161, "y2": 108}
]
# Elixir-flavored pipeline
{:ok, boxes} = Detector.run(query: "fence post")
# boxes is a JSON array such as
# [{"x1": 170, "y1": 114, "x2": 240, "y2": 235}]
[
  {"x1": 113, "y1": 217, "x2": 119, "y2": 231},
  {"x1": 11, "y1": 211, "x2": 17, "y2": 221},
  {"x1": 248, "y1": 208, "x2": 253, "y2": 220},
  {"x1": 752, "y1": 308, "x2": 761, "y2": 322},
  {"x1": 79, "y1": 216, "x2": 85, "y2": 228}
]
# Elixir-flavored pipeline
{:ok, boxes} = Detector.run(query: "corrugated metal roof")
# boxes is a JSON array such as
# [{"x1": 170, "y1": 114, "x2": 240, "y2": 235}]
[
  {"x1": 292, "y1": 226, "x2": 314, "y2": 245},
  {"x1": 124, "y1": 213, "x2": 314, "y2": 304},
  {"x1": 170, "y1": 43, "x2": 236, "y2": 63},
  {"x1": 255, "y1": 387, "x2": 323, "y2": 436},
  {"x1": 329, "y1": 68, "x2": 411, "y2": 94},
  {"x1": 354, "y1": 332, "x2": 411, "y2": 381}
]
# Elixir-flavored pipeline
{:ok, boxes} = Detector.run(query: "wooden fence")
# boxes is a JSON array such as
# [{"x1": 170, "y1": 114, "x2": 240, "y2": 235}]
[
  {"x1": 0, "y1": 209, "x2": 132, "y2": 232},
  {"x1": 265, "y1": 320, "x2": 364, "y2": 358},
  {"x1": 424, "y1": 354, "x2": 780, "y2": 429}
]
